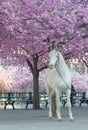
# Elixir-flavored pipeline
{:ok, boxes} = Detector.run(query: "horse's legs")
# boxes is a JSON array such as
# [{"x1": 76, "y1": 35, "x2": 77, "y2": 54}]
[
  {"x1": 66, "y1": 90, "x2": 74, "y2": 121},
  {"x1": 46, "y1": 86, "x2": 53, "y2": 119},
  {"x1": 48, "y1": 95, "x2": 53, "y2": 119},
  {"x1": 55, "y1": 89, "x2": 62, "y2": 121}
]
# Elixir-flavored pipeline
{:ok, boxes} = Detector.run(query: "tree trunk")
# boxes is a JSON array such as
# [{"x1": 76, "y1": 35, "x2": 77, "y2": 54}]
[
  {"x1": 26, "y1": 56, "x2": 41, "y2": 109},
  {"x1": 33, "y1": 73, "x2": 40, "y2": 109}
]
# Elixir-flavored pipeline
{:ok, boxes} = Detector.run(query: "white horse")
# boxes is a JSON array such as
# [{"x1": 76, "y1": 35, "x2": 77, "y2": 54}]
[{"x1": 45, "y1": 48, "x2": 74, "y2": 121}]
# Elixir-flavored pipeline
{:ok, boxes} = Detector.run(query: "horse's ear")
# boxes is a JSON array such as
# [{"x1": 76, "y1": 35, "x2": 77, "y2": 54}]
[
  {"x1": 48, "y1": 45, "x2": 54, "y2": 52},
  {"x1": 57, "y1": 44, "x2": 60, "y2": 48},
  {"x1": 55, "y1": 46, "x2": 58, "y2": 51},
  {"x1": 52, "y1": 43, "x2": 55, "y2": 49},
  {"x1": 48, "y1": 42, "x2": 56, "y2": 52},
  {"x1": 48, "y1": 46, "x2": 55, "y2": 52},
  {"x1": 48, "y1": 46, "x2": 51, "y2": 52}
]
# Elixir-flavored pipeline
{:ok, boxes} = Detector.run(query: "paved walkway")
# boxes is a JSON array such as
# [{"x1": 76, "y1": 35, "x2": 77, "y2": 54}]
[{"x1": 0, "y1": 106, "x2": 88, "y2": 130}]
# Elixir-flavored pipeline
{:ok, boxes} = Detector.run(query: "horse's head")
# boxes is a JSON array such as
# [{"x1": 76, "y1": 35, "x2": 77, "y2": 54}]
[{"x1": 48, "y1": 49, "x2": 59, "y2": 69}]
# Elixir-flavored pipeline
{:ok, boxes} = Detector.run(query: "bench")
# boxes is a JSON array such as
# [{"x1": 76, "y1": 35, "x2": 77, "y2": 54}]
[
  {"x1": 0, "y1": 99, "x2": 15, "y2": 109},
  {"x1": 62, "y1": 97, "x2": 77, "y2": 107},
  {"x1": 4, "y1": 99, "x2": 33, "y2": 109},
  {"x1": 0, "y1": 91, "x2": 85, "y2": 109},
  {"x1": 0, "y1": 92, "x2": 48, "y2": 109},
  {"x1": 4, "y1": 100, "x2": 15, "y2": 109},
  {"x1": 42, "y1": 94, "x2": 77, "y2": 108},
  {"x1": 79, "y1": 98, "x2": 88, "y2": 106},
  {"x1": 0, "y1": 92, "x2": 33, "y2": 109},
  {"x1": 79, "y1": 92, "x2": 88, "y2": 107}
]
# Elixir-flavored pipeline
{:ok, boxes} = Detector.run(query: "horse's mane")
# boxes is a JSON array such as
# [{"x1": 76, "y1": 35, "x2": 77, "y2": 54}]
[
  {"x1": 57, "y1": 52, "x2": 66, "y2": 66},
  {"x1": 54, "y1": 51, "x2": 70, "y2": 76}
]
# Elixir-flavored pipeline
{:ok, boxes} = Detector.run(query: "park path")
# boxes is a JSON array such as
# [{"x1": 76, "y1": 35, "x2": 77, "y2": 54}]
[{"x1": 0, "y1": 107, "x2": 88, "y2": 130}]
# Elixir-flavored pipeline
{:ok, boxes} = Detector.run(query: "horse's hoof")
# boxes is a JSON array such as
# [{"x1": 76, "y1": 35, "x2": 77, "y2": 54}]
[
  {"x1": 70, "y1": 118, "x2": 75, "y2": 122},
  {"x1": 48, "y1": 117, "x2": 52, "y2": 120},
  {"x1": 58, "y1": 118, "x2": 62, "y2": 122}
]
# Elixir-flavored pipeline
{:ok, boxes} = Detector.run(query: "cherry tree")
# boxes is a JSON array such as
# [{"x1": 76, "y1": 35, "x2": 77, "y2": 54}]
[
  {"x1": 0, "y1": 0, "x2": 88, "y2": 109},
  {"x1": 72, "y1": 72, "x2": 88, "y2": 92},
  {"x1": 0, "y1": 66, "x2": 14, "y2": 91},
  {"x1": 0, "y1": 65, "x2": 45, "y2": 92}
]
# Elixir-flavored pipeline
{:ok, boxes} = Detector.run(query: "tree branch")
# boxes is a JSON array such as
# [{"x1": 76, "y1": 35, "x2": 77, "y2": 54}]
[
  {"x1": 82, "y1": 58, "x2": 88, "y2": 67},
  {"x1": 17, "y1": 44, "x2": 33, "y2": 57},
  {"x1": 38, "y1": 65, "x2": 48, "y2": 72},
  {"x1": 26, "y1": 58, "x2": 34, "y2": 73}
]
